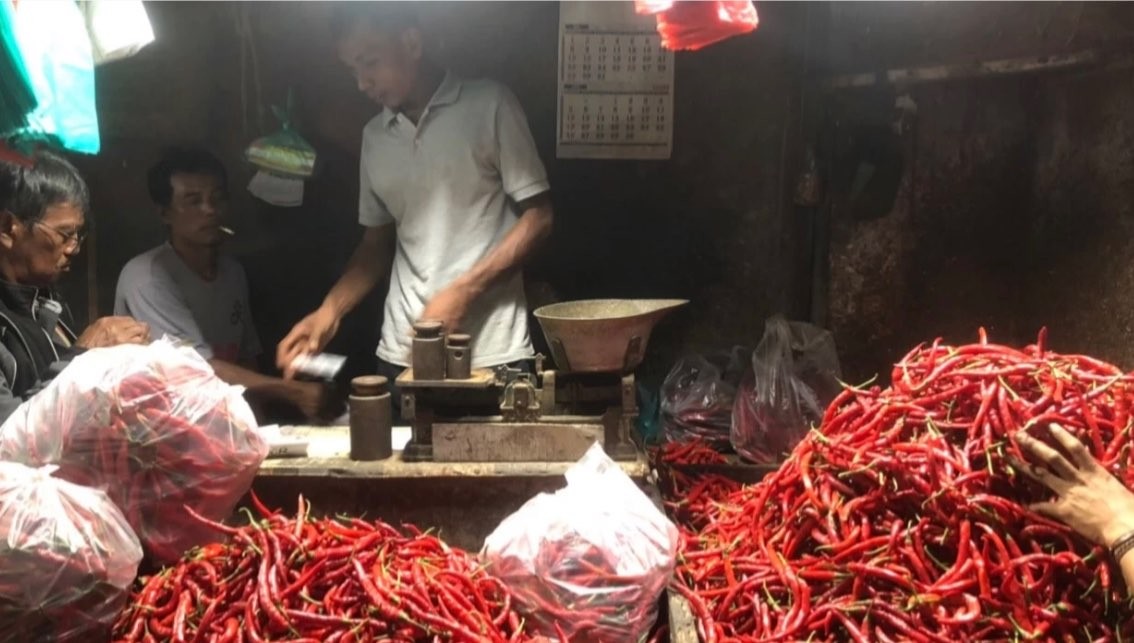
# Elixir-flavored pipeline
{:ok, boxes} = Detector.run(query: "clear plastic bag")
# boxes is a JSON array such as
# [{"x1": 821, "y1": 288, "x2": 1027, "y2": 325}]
[
  {"x1": 0, "y1": 338, "x2": 267, "y2": 562},
  {"x1": 0, "y1": 461, "x2": 142, "y2": 643},
  {"x1": 731, "y1": 317, "x2": 842, "y2": 463},
  {"x1": 660, "y1": 347, "x2": 750, "y2": 449},
  {"x1": 481, "y1": 443, "x2": 679, "y2": 643},
  {"x1": 244, "y1": 89, "x2": 317, "y2": 179}
]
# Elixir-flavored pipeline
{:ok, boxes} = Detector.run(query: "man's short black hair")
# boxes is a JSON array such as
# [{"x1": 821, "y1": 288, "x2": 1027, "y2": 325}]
[
  {"x1": 0, "y1": 151, "x2": 89, "y2": 223},
  {"x1": 329, "y1": 2, "x2": 419, "y2": 41},
  {"x1": 147, "y1": 146, "x2": 228, "y2": 207}
]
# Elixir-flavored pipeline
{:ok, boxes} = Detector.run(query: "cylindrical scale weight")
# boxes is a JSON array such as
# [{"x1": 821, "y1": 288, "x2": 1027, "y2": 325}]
[
  {"x1": 412, "y1": 320, "x2": 447, "y2": 380},
  {"x1": 446, "y1": 333, "x2": 472, "y2": 380},
  {"x1": 349, "y1": 375, "x2": 392, "y2": 461}
]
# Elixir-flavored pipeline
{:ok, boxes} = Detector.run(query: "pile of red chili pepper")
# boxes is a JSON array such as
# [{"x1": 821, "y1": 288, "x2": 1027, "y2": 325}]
[
  {"x1": 0, "y1": 340, "x2": 267, "y2": 562},
  {"x1": 672, "y1": 330, "x2": 1134, "y2": 641},
  {"x1": 112, "y1": 496, "x2": 539, "y2": 643},
  {"x1": 651, "y1": 440, "x2": 743, "y2": 531}
]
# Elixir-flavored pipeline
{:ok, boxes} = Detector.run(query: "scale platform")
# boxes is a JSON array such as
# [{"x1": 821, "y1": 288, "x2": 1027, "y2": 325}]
[
  {"x1": 397, "y1": 365, "x2": 636, "y2": 463},
  {"x1": 394, "y1": 299, "x2": 687, "y2": 464}
]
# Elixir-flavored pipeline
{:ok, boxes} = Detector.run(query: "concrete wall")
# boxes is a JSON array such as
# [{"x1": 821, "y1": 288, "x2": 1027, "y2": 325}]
[
  {"x1": 822, "y1": 2, "x2": 1134, "y2": 380},
  {"x1": 71, "y1": 1, "x2": 808, "y2": 394}
]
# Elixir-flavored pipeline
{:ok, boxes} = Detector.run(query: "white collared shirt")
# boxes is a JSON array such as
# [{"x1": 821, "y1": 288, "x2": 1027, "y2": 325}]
[{"x1": 359, "y1": 73, "x2": 550, "y2": 368}]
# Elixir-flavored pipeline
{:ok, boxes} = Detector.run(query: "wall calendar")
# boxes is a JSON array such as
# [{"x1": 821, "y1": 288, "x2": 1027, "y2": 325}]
[{"x1": 557, "y1": 2, "x2": 675, "y2": 160}]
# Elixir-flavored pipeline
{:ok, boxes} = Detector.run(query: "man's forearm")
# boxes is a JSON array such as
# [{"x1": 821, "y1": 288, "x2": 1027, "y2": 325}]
[
  {"x1": 324, "y1": 224, "x2": 396, "y2": 317},
  {"x1": 209, "y1": 359, "x2": 301, "y2": 403},
  {"x1": 453, "y1": 195, "x2": 553, "y2": 297}
]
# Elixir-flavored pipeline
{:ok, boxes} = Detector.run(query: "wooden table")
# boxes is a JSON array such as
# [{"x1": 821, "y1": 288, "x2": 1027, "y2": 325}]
[
  {"x1": 252, "y1": 428, "x2": 693, "y2": 641},
  {"x1": 251, "y1": 426, "x2": 652, "y2": 550}
]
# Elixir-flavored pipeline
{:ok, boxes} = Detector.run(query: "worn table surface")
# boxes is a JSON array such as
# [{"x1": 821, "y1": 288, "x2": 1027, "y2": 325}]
[
  {"x1": 668, "y1": 591, "x2": 699, "y2": 643},
  {"x1": 257, "y1": 425, "x2": 650, "y2": 479}
]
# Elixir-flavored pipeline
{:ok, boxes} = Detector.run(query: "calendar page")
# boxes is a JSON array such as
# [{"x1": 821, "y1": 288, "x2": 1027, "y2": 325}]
[{"x1": 557, "y1": 1, "x2": 674, "y2": 160}]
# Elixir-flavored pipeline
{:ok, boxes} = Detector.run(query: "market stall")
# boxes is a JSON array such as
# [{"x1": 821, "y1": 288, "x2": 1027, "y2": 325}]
[{"x1": 6, "y1": 0, "x2": 1134, "y2": 641}]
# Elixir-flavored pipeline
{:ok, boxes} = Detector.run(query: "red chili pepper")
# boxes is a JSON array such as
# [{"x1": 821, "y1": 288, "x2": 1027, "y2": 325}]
[
  {"x1": 112, "y1": 496, "x2": 538, "y2": 642},
  {"x1": 663, "y1": 331, "x2": 1134, "y2": 641}
]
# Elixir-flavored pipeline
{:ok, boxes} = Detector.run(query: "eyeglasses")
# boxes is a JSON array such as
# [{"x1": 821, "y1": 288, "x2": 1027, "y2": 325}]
[{"x1": 35, "y1": 221, "x2": 87, "y2": 250}]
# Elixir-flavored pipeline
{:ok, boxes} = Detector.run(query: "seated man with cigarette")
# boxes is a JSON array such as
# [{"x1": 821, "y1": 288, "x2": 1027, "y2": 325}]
[{"x1": 114, "y1": 146, "x2": 333, "y2": 422}]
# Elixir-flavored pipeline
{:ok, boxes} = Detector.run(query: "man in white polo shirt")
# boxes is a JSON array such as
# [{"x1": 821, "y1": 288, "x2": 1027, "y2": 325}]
[{"x1": 277, "y1": 5, "x2": 554, "y2": 400}]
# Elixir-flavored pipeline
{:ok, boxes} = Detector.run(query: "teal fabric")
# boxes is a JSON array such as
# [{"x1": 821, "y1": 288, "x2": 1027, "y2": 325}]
[
  {"x1": 636, "y1": 382, "x2": 662, "y2": 445},
  {"x1": 0, "y1": 0, "x2": 37, "y2": 138},
  {"x1": 7, "y1": 0, "x2": 100, "y2": 154}
]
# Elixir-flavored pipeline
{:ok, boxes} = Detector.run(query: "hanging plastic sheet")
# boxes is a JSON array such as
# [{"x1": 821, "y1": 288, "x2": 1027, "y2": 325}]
[
  {"x1": 0, "y1": 0, "x2": 37, "y2": 138},
  {"x1": 10, "y1": 0, "x2": 100, "y2": 154},
  {"x1": 81, "y1": 0, "x2": 155, "y2": 66}
]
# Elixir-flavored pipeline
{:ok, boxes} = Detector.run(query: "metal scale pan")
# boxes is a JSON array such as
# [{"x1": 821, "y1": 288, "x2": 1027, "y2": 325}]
[{"x1": 533, "y1": 299, "x2": 688, "y2": 374}]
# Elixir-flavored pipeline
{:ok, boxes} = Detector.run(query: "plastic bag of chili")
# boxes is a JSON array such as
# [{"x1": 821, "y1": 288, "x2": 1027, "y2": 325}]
[
  {"x1": 731, "y1": 315, "x2": 841, "y2": 464},
  {"x1": 0, "y1": 461, "x2": 142, "y2": 643},
  {"x1": 482, "y1": 443, "x2": 680, "y2": 643},
  {"x1": 660, "y1": 346, "x2": 750, "y2": 450},
  {"x1": 0, "y1": 337, "x2": 267, "y2": 563}
]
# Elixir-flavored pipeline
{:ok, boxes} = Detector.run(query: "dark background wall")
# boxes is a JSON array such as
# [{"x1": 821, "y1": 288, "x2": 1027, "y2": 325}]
[
  {"x1": 70, "y1": 1, "x2": 809, "y2": 391},
  {"x1": 822, "y1": 2, "x2": 1134, "y2": 380},
  {"x1": 61, "y1": 1, "x2": 1134, "y2": 392}
]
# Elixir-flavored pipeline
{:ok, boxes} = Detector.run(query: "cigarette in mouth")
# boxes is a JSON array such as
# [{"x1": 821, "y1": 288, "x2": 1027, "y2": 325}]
[{"x1": 220, "y1": 226, "x2": 235, "y2": 236}]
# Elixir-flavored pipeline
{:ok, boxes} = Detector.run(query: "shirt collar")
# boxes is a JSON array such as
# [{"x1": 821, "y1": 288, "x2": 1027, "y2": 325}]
[
  {"x1": 382, "y1": 72, "x2": 462, "y2": 129},
  {"x1": 0, "y1": 278, "x2": 52, "y2": 315}
]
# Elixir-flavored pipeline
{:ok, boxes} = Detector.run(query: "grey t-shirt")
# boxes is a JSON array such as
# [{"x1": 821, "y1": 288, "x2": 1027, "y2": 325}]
[
  {"x1": 359, "y1": 73, "x2": 550, "y2": 368},
  {"x1": 114, "y1": 244, "x2": 261, "y2": 363}
]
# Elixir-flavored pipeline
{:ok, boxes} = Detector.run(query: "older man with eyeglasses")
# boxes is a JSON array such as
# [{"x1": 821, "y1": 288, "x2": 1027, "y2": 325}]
[{"x1": 0, "y1": 151, "x2": 150, "y2": 422}]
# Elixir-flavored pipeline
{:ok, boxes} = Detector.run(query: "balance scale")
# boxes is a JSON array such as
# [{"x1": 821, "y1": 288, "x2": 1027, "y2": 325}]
[{"x1": 396, "y1": 299, "x2": 687, "y2": 463}]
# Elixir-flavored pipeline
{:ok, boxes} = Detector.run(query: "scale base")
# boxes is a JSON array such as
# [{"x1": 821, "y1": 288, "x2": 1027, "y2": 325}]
[
  {"x1": 604, "y1": 439, "x2": 639, "y2": 462},
  {"x1": 402, "y1": 441, "x2": 434, "y2": 462}
]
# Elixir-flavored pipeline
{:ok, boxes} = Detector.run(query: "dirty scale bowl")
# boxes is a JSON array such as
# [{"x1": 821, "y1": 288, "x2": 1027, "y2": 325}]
[{"x1": 533, "y1": 299, "x2": 688, "y2": 373}]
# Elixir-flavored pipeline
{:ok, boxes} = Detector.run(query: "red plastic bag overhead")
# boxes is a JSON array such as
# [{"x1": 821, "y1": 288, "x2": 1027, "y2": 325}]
[{"x1": 636, "y1": 0, "x2": 759, "y2": 51}]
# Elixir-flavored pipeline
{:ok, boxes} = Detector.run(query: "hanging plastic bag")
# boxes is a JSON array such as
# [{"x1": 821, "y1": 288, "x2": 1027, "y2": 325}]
[
  {"x1": 482, "y1": 443, "x2": 679, "y2": 643},
  {"x1": 731, "y1": 317, "x2": 842, "y2": 463},
  {"x1": 635, "y1": 0, "x2": 759, "y2": 52},
  {"x1": 0, "y1": 338, "x2": 267, "y2": 562},
  {"x1": 245, "y1": 88, "x2": 317, "y2": 179},
  {"x1": 0, "y1": 461, "x2": 142, "y2": 643},
  {"x1": 81, "y1": 0, "x2": 155, "y2": 66},
  {"x1": 660, "y1": 346, "x2": 750, "y2": 449},
  {"x1": 247, "y1": 169, "x2": 304, "y2": 207},
  {"x1": 10, "y1": 0, "x2": 100, "y2": 153}
]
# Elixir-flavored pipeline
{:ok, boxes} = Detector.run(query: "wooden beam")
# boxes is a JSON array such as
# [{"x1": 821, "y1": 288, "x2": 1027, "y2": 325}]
[
  {"x1": 433, "y1": 422, "x2": 603, "y2": 463},
  {"x1": 257, "y1": 426, "x2": 648, "y2": 479},
  {"x1": 668, "y1": 591, "x2": 700, "y2": 643},
  {"x1": 822, "y1": 50, "x2": 1102, "y2": 89}
]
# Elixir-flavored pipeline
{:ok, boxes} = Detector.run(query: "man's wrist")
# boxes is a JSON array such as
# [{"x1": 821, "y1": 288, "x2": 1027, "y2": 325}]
[
  {"x1": 283, "y1": 378, "x2": 311, "y2": 400},
  {"x1": 452, "y1": 274, "x2": 487, "y2": 300},
  {"x1": 1103, "y1": 516, "x2": 1134, "y2": 548},
  {"x1": 1111, "y1": 530, "x2": 1134, "y2": 562},
  {"x1": 321, "y1": 295, "x2": 349, "y2": 320}
]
